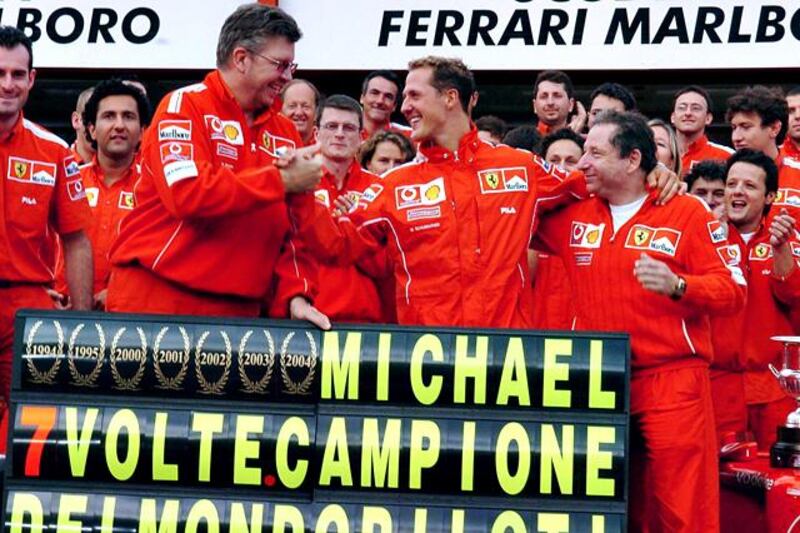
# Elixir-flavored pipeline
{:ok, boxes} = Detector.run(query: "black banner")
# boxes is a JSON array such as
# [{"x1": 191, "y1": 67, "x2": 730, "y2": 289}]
[{"x1": 5, "y1": 311, "x2": 630, "y2": 531}]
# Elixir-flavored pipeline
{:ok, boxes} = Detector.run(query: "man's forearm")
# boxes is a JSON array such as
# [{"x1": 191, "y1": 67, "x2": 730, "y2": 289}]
[{"x1": 62, "y1": 231, "x2": 93, "y2": 311}]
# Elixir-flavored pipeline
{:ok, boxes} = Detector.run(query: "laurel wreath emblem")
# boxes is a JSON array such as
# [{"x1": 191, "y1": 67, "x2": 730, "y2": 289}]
[
  {"x1": 237, "y1": 329, "x2": 275, "y2": 395},
  {"x1": 280, "y1": 331, "x2": 317, "y2": 395},
  {"x1": 195, "y1": 330, "x2": 232, "y2": 395},
  {"x1": 110, "y1": 327, "x2": 147, "y2": 390},
  {"x1": 152, "y1": 326, "x2": 190, "y2": 390},
  {"x1": 25, "y1": 320, "x2": 64, "y2": 385},
  {"x1": 67, "y1": 323, "x2": 106, "y2": 387}
]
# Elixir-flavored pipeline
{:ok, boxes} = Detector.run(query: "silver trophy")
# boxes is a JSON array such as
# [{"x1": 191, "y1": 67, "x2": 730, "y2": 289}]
[{"x1": 769, "y1": 336, "x2": 800, "y2": 467}]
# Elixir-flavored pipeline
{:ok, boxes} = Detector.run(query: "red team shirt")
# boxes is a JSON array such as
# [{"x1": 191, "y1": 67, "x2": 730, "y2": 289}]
[{"x1": 681, "y1": 134, "x2": 734, "y2": 174}]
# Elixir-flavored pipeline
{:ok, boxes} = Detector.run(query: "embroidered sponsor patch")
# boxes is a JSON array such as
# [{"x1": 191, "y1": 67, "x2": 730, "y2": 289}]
[
  {"x1": 158, "y1": 120, "x2": 192, "y2": 141},
  {"x1": 569, "y1": 222, "x2": 604, "y2": 248},
  {"x1": 775, "y1": 188, "x2": 800, "y2": 207},
  {"x1": 624, "y1": 225, "x2": 681, "y2": 256},
  {"x1": 314, "y1": 189, "x2": 330, "y2": 208},
  {"x1": 707, "y1": 220, "x2": 727, "y2": 243},
  {"x1": 66, "y1": 178, "x2": 85, "y2": 201},
  {"x1": 477, "y1": 167, "x2": 529, "y2": 194},
  {"x1": 85, "y1": 187, "x2": 99, "y2": 207},
  {"x1": 407, "y1": 206, "x2": 441, "y2": 221},
  {"x1": 63, "y1": 156, "x2": 80, "y2": 178},
  {"x1": 260, "y1": 131, "x2": 295, "y2": 157},
  {"x1": 160, "y1": 142, "x2": 194, "y2": 164},
  {"x1": 7, "y1": 156, "x2": 56, "y2": 186},
  {"x1": 791, "y1": 242, "x2": 800, "y2": 258},
  {"x1": 163, "y1": 160, "x2": 198, "y2": 186},
  {"x1": 575, "y1": 252, "x2": 593, "y2": 266},
  {"x1": 395, "y1": 177, "x2": 446, "y2": 209},
  {"x1": 359, "y1": 184, "x2": 383, "y2": 208},
  {"x1": 749, "y1": 243, "x2": 773, "y2": 261},
  {"x1": 716, "y1": 244, "x2": 741, "y2": 266},
  {"x1": 118, "y1": 191, "x2": 134, "y2": 210},
  {"x1": 216, "y1": 143, "x2": 238, "y2": 160},
  {"x1": 204, "y1": 115, "x2": 243, "y2": 146}
]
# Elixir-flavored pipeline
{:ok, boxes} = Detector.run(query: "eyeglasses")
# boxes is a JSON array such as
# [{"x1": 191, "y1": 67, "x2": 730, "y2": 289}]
[
  {"x1": 247, "y1": 49, "x2": 298, "y2": 74},
  {"x1": 320, "y1": 122, "x2": 360, "y2": 134}
]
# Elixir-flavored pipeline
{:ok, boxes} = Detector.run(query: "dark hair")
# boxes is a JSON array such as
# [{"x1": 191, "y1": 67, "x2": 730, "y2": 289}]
[
  {"x1": 726, "y1": 148, "x2": 779, "y2": 197},
  {"x1": 502, "y1": 125, "x2": 542, "y2": 154},
  {"x1": 280, "y1": 78, "x2": 321, "y2": 107},
  {"x1": 475, "y1": 115, "x2": 507, "y2": 140},
  {"x1": 361, "y1": 70, "x2": 401, "y2": 97},
  {"x1": 788, "y1": 86, "x2": 800, "y2": 98},
  {"x1": 316, "y1": 94, "x2": 363, "y2": 128},
  {"x1": 725, "y1": 85, "x2": 788, "y2": 140},
  {"x1": 541, "y1": 128, "x2": 585, "y2": 158},
  {"x1": 359, "y1": 130, "x2": 415, "y2": 168},
  {"x1": 0, "y1": 26, "x2": 33, "y2": 71},
  {"x1": 592, "y1": 111, "x2": 658, "y2": 174},
  {"x1": 590, "y1": 83, "x2": 636, "y2": 111},
  {"x1": 533, "y1": 70, "x2": 574, "y2": 99},
  {"x1": 685, "y1": 160, "x2": 727, "y2": 190},
  {"x1": 672, "y1": 85, "x2": 714, "y2": 113},
  {"x1": 407, "y1": 56, "x2": 476, "y2": 113},
  {"x1": 82, "y1": 79, "x2": 152, "y2": 149},
  {"x1": 216, "y1": 4, "x2": 301, "y2": 68}
]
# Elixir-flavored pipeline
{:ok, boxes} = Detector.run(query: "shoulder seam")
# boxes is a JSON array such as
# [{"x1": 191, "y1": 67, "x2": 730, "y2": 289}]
[{"x1": 22, "y1": 119, "x2": 69, "y2": 148}]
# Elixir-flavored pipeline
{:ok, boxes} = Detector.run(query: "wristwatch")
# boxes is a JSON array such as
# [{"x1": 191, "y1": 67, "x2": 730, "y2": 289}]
[{"x1": 670, "y1": 276, "x2": 687, "y2": 300}]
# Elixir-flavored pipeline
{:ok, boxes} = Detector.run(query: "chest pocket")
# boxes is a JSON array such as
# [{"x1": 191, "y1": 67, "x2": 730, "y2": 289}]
[{"x1": 5, "y1": 178, "x2": 53, "y2": 237}]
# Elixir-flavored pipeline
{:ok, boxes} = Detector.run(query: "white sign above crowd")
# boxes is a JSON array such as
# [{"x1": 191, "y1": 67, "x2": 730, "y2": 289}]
[{"x1": 3, "y1": 0, "x2": 799, "y2": 70}]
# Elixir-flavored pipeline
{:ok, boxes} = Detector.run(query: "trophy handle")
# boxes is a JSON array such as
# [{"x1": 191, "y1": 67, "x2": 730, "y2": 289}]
[{"x1": 769, "y1": 363, "x2": 781, "y2": 378}]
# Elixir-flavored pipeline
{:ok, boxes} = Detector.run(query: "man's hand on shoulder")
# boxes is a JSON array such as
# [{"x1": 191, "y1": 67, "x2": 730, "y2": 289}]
[{"x1": 647, "y1": 163, "x2": 686, "y2": 205}]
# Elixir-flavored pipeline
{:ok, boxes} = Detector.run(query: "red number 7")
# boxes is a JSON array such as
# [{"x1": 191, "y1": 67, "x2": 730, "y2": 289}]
[{"x1": 19, "y1": 405, "x2": 57, "y2": 477}]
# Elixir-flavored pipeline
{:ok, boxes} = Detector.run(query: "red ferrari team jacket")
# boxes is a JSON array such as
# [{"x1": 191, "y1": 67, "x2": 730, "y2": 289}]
[
  {"x1": 681, "y1": 134, "x2": 734, "y2": 175},
  {"x1": 310, "y1": 161, "x2": 389, "y2": 323},
  {"x1": 781, "y1": 138, "x2": 800, "y2": 163},
  {"x1": 536, "y1": 192, "x2": 746, "y2": 371},
  {"x1": 295, "y1": 128, "x2": 585, "y2": 328},
  {"x1": 110, "y1": 71, "x2": 315, "y2": 311},
  {"x1": 726, "y1": 223, "x2": 800, "y2": 404}
]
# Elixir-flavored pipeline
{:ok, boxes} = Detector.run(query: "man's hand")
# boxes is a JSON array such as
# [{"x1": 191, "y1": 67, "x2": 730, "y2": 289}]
[
  {"x1": 646, "y1": 163, "x2": 685, "y2": 205},
  {"x1": 61, "y1": 230, "x2": 93, "y2": 311},
  {"x1": 568, "y1": 101, "x2": 587, "y2": 134},
  {"x1": 634, "y1": 253, "x2": 681, "y2": 296},
  {"x1": 279, "y1": 143, "x2": 323, "y2": 193},
  {"x1": 331, "y1": 195, "x2": 356, "y2": 217},
  {"x1": 770, "y1": 209, "x2": 797, "y2": 280},
  {"x1": 46, "y1": 289, "x2": 71, "y2": 310},
  {"x1": 289, "y1": 296, "x2": 331, "y2": 330},
  {"x1": 93, "y1": 289, "x2": 108, "y2": 311}
]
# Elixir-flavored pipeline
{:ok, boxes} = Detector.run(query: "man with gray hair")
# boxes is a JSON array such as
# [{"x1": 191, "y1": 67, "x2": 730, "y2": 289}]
[
  {"x1": 108, "y1": 3, "x2": 329, "y2": 327},
  {"x1": 69, "y1": 86, "x2": 95, "y2": 165}
]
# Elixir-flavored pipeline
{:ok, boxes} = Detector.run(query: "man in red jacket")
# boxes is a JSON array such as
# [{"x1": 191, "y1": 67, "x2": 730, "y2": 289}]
[
  {"x1": 671, "y1": 85, "x2": 734, "y2": 174},
  {"x1": 723, "y1": 149, "x2": 800, "y2": 449},
  {"x1": 781, "y1": 87, "x2": 800, "y2": 162},
  {"x1": 107, "y1": 4, "x2": 328, "y2": 327},
  {"x1": 536, "y1": 111, "x2": 745, "y2": 533},
  {"x1": 295, "y1": 57, "x2": 678, "y2": 328},
  {"x1": 308, "y1": 94, "x2": 390, "y2": 323}
]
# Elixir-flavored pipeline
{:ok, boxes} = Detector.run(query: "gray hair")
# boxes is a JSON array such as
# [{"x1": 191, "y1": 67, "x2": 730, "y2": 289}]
[{"x1": 216, "y1": 3, "x2": 301, "y2": 68}]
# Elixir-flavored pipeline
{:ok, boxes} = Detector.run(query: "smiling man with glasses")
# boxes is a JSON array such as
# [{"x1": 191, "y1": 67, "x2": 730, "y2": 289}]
[{"x1": 107, "y1": 3, "x2": 329, "y2": 328}]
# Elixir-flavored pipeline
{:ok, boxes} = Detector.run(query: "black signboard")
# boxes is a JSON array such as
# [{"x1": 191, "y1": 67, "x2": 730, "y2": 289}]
[{"x1": 4, "y1": 310, "x2": 630, "y2": 532}]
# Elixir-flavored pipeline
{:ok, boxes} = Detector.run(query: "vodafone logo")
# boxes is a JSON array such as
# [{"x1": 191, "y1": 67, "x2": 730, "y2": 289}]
[{"x1": 204, "y1": 115, "x2": 243, "y2": 146}]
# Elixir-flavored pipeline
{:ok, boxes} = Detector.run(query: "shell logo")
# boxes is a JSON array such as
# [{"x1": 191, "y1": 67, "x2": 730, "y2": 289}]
[
  {"x1": 425, "y1": 185, "x2": 441, "y2": 201},
  {"x1": 586, "y1": 229, "x2": 600, "y2": 244},
  {"x1": 223, "y1": 124, "x2": 240, "y2": 141}
]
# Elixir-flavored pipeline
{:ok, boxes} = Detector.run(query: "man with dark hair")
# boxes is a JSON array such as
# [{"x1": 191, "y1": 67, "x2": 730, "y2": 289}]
[
  {"x1": 359, "y1": 69, "x2": 410, "y2": 139},
  {"x1": 536, "y1": 111, "x2": 745, "y2": 532},
  {"x1": 726, "y1": 85, "x2": 800, "y2": 206},
  {"x1": 671, "y1": 85, "x2": 733, "y2": 174},
  {"x1": 70, "y1": 86, "x2": 95, "y2": 165},
  {"x1": 307, "y1": 94, "x2": 390, "y2": 322},
  {"x1": 587, "y1": 82, "x2": 636, "y2": 128},
  {"x1": 475, "y1": 115, "x2": 507, "y2": 145},
  {"x1": 53, "y1": 79, "x2": 150, "y2": 310},
  {"x1": 721, "y1": 149, "x2": 800, "y2": 449},
  {"x1": 686, "y1": 159, "x2": 727, "y2": 213},
  {"x1": 0, "y1": 26, "x2": 93, "y2": 432},
  {"x1": 781, "y1": 86, "x2": 800, "y2": 162},
  {"x1": 281, "y1": 78, "x2": 320, "y2": 147},
  {"x1": 107, "y1": 4, "x2": 328, "y2": 328},
  {"x1": 541, "y1": 128, "x2": 584, "y2": 171},
  {"x1": 296, "y1": 59, "x2": 678, "y2": 328},
  {"x1": 532, "y1": 70, "x2": 581, "y2": 135},
  {"x1": 501, "y1": 124, "x2": 541, "y2": 154}
]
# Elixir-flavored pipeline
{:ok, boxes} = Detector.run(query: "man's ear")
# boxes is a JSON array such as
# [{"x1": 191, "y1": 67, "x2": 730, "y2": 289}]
[{"x1": 628, "y1": 148, "x2": 643, "y2": 173}]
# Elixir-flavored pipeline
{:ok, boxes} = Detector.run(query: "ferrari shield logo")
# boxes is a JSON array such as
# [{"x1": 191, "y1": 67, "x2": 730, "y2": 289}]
[
  {"x1": 634, "y1": 228, "x2": 651, "y2": 246},
  {"x1": 14, "y1": 161, "x2": 27, "y2": 178},
  {"x1": 485, "y1": 172, "x2": 499, "y2": 189}
]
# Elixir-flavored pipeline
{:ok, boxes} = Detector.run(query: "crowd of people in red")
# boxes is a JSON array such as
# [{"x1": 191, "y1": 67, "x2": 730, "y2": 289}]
[{"x1": 2, "y1": 3, "x2": 800, "y2": 531}]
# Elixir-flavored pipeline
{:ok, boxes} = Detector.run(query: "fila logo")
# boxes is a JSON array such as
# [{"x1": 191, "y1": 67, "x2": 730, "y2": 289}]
[
  {"x1": 500, "y1": 206, "x2": 517, "y2": 214},
  {"x1": 21, "y1": 196, "x2": 37, "y2": 205}
]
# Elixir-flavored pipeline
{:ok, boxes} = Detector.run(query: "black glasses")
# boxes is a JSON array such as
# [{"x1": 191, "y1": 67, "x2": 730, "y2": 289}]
[{"x1": 247, "y1": 49, "x2": 298, "y2": 74}]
